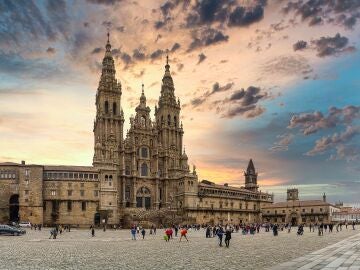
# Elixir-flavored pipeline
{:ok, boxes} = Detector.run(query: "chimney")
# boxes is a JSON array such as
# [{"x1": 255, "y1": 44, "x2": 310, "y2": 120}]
[{"x1": 21, "y1": 160, "x2": 25, "y2": 165}]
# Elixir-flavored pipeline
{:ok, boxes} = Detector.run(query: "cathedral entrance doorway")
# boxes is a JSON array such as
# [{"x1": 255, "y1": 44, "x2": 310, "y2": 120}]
[
  {"x1": 291, "y1": 217, "x2": 297, "y2": 226},
  {"x1": 9, "y1": 194, "x2": 19, "y2": 222},
  {"x1": 136, "y1": 187, "x2": 151, "y2": 210},
  {"x1": 94, "y1": 213, "x2": 101, "y2": 225}
]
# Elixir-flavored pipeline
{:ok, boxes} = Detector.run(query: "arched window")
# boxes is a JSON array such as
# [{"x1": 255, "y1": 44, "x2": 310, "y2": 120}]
[
  {"x1": 167, "y1": 114, "x2": 171, "y2": 126},
  {"x1": 125, "y1": 166, "x2": 130, "y2": 175},
  {"x1": 140, "y1": 116, "x2": 146, "y2": 128},
  {"x1": 174, "y1": 116, "x2": 177, "y2": 127},
  {"x1": 113, "y1": 102, "x2": 117, "y2": 115},
  {"x1": 105, "y1": 175, "x2": 108, "y2": 181},
  {"x1": 141, "y1": 163, "x2": 148, "y2": 176},
  {"x1": 141, "y1": 147, "x2": 148, "y2": 158},
  {"x1": 105, "y1": 101, "x2": 109, "y2": 114}
]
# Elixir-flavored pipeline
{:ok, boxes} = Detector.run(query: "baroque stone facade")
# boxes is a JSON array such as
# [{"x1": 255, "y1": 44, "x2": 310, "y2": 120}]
[
  {"x1": 0, "y1": 34, "x2": 273, "y2": 227},
  {"x1": 261, "y1": 189, "x2": 340, "y2": 225}
]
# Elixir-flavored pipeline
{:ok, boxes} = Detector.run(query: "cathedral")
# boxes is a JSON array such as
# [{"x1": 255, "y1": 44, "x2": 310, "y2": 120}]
[{"x1": 0, "y1": 34, "x2": 273, "y2": 227}]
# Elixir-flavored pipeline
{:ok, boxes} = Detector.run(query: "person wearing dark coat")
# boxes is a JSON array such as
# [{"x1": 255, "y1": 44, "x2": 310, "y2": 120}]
[
  {"x1": 225, "y1": 229, "x2": 232, "y2": 248},
  {"x1": 217, "y1": 227, "x2": 224, "y2": 247},
  {"x1": 273, "y1": 224, "x2": 278, "y2": 236}
]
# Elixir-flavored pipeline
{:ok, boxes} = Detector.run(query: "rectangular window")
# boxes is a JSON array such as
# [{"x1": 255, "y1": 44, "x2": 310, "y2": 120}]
[
  {"x1": 64, "y1": 173, "x2": 69, "y2": 178},
  {"x1": 67, "y1": 201, "x2": 72, "y2": 211},
  {"x1": 74, "y1": 173, "x2": 78, "y2": 178},
  {"x1": 84, "y1": 174, "x2": 88, "y2": 179},
  {"x1": 24, "y1": 190, "x2": 29, "y2": 195},
  {"x1": 82, "y1": 202, "x2": 86, "y2": 211},
  {"x1": 25, "y1": 169, "x2": 30, "y2": 177},
  {"x1": 69, "y1": 173, "x2": 74, "y2": 178},
  {"x1": 94, "y1": 190, "x2": 99, "y2": 197},
  {"x1": 89, "y1": 174, "x2": 93, "y2": 179},
  {"x1": 68, "y1": 190, "x2": 72, "y2": 196},
  {"x1": 80, "y1": 190, "x2": 84, "y2": 196},
  {"x1": 94, "y1": 174, "x2": 98, "y2": 179},
  {"x1": 79, "y1": 173, "x2": 83, "y2": 178}
]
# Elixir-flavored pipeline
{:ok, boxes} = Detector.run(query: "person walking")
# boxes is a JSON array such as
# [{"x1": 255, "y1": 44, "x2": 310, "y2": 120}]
[
  {"x1": 131, "y1": 227, "x2": 137, "y2": 240},
  {"x1": 90, "y1": 225, "x2": 95, "y2": 237},
  {"x1": 273, "y1": 224, "x2": 278, "y2": 236},
  {"x1": 217, "y1": 226, "x2": 224, "y2": 246},
  {"x1": 224, "y1": 229, "x2": 232, "y2": 248},
  {"x1": 206, "y1": 226, "x2": 211, "y2": 238},
  {"x1": 179, "y1": 227, "x2": 189, "y2": 242},
  {"x1": 141, "y1": 228, "x2": 146, "y2": 239}
]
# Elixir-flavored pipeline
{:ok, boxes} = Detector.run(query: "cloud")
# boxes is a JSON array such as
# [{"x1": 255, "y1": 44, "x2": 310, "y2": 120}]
[
  {"x1": 262, "y1": 55, "x2": 312, "y2": 77},
  {"x1": 0, "y1": 0, "x2": 69, "y2": 46},
  {"x1": 289, "y1": 105, "x2": 360, "y2": 135},
  {"x1": 228, "y1": 4, "x2": 265, "y2": 27},
  {"x1": 220, "y1": 86, "x2": 268, "y2": 118},
  {"x1": 307, "y1": 126, "x2": 360, "y2": 158},
  {"x1": 170, "y1": 42, "x2": 181, "y2": 52},
  {"x1": 269, "y1": 133, "x2": 294, "y2": 152},
  {"x1": 91, "y1": 47, "x2": 103, "y2": 54},
  {"x1": 185, "y1": 0, "x2": 266, "y2": 28},
  {"x1": 46, "y1": 47, "x2": 56, "y2": 54},
  {"x1": 293, "y1": 40, "x2": 307, "y2": 51},
  {"x1": 0, "y1": 51, "x2": 60, "y2": 79},
  {"x1": 311, "y1": 33, "x2": 354, "y2": 57},
  {"x1": 86, "y1": 0, "x2": 124, "y2": 5},
  {"x1": 188, "y1": 28, "x2": 229, "y2": 51},
  {"x1": 197, "y1": 53, "x2": 206, "y2": 64},
  {"x1": 189, "y1": 81, "x2": 234, "y2": 108},
  {"x1": 150, "y1": 49, "x2": 164, "y2": 60},
  {"x1": 132, "y1": 48, "x2": 146, "y2": 61},
  {"x1": 283, "y1": 0, "x2": 360, "y2": 28}
]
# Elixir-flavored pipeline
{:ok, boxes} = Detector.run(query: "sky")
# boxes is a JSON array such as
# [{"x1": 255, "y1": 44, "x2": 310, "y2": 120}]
[{"x1": 0, "y1": 0, "x2": 359, "y2": 203}]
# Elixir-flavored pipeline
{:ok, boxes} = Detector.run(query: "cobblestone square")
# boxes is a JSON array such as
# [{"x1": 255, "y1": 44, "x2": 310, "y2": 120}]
[{"x1": 0, "y1": 227, "x2": 358, "y2": 270}]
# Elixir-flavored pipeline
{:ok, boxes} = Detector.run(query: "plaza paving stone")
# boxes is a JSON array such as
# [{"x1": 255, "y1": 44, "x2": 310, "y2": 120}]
[
  {"x1": 269, "y1": 231, "x2": 360, "y2": 270},
  {"x1": 0, "y1": 227, "x2": 358, "y2": 270}
]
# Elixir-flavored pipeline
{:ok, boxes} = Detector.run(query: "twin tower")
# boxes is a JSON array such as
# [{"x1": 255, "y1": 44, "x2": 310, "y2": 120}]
[{"x1": 92, "y1": 34, "x2": 195, "y2": 220}]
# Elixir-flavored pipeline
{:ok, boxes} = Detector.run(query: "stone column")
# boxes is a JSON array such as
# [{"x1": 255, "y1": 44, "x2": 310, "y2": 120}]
[
  {"x1": 132, "y1": 178, "x2": 137, "y2": 208},
  {"x1": 122, "y1": 177, "x2": 126, "y2": 207}
]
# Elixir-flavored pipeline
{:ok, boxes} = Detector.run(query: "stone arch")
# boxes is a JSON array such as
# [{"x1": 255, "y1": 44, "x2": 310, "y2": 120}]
[{"x1": 9, "y1": 194, "x2": 19, "y2": 222}]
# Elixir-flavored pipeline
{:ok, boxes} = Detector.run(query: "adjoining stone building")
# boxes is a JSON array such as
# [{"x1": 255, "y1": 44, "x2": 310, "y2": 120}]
[
  {"x1": 261, "y1": 188, "x2": 340, "y2": 225},
  {"x1": 0, "y1": 33, "x2": 273, "y2": 227}
]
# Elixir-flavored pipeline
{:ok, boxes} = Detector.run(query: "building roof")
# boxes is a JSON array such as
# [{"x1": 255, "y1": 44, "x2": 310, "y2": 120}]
[
  {"x1": 0, "y1": 162, "x2": 19, "y2": 166},
  {"x1": 199, "y1": 181, "x2": 265, "y2": 195},
  {"x1": 43, "y1": 165, "x2": 99, "y2": 172},
  {"x1": 262, "y1": 200, "x2": 336, "y2": 209},
  {"x1": 247, "y1": 159, "x2": 255, "y2": 173}
]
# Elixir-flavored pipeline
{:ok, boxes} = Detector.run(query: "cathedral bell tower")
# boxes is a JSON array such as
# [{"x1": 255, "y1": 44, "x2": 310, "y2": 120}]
[
  {"x1": 93, "y1": 32, "x2": 124, "y2": 168},
  {"x1": 155, "y1": 56, "x2": 183, "y2": 178},
  {"x1": 244, "y1": 159, "x2": 259, "y2": 192}
]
